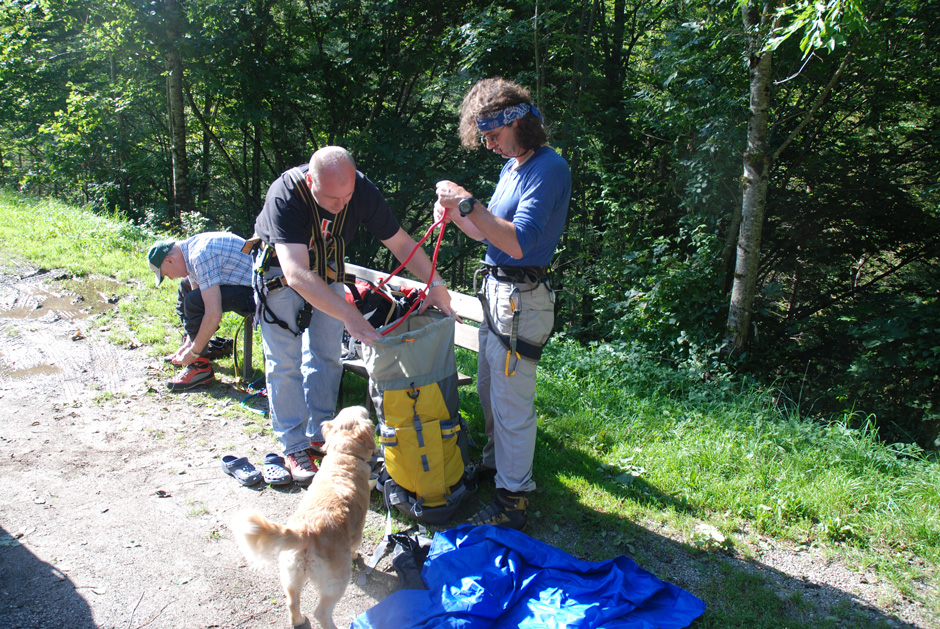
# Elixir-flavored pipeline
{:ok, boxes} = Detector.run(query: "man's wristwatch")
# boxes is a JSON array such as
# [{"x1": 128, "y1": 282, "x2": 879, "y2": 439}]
[
  {"x1": 429, "y1": 279, "x2": 446, "y2": 289},
  {"x1": 458, "y1": 197, "x2": 477, "y2": 217}
]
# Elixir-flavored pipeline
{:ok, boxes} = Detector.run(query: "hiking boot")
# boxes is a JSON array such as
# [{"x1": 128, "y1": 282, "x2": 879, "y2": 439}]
[
  {"x1": 309, "y1": 440, "x2": 326, "y2": 458},
  {"x1": 167, "y1": 359, "x2": 214, "y2": 391},
  {"x1": 285, "y1": 448, "x2": 320, "y2": 485},
  {"x1": 467, "y1": 489, "x2": 528, "y2": 530},
  {"x1": 468, "y1": 460, "x2": 497, "y2": 483},
  {"x1": 202, "y1": 337, "x2": 234, "y2": 360}
]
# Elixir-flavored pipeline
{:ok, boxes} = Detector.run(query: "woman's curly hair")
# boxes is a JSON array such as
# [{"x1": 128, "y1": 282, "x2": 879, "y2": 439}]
[{"x1": 458, "y1": 77, "x2": 547, "y2": 151}]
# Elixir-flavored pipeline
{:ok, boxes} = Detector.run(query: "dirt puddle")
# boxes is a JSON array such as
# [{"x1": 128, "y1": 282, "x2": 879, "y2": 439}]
[
  {"x1": 0, "y1": 273, "x2": 125, "y2": 378},
  {"x1": 0, "y1": 276, "x2": 123, "y2": 321}
]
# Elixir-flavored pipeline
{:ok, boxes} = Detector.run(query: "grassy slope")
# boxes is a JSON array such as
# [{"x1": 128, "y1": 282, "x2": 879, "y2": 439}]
[
  {"x1": 531, "y1": 341, "x2": 939, "y2": 623},
  {"x1": 2, "y1": 190, "x2": 938, "y2": 627},
  {"x1": 0, "y1": 191, "x2": 252, "y2": 352}
]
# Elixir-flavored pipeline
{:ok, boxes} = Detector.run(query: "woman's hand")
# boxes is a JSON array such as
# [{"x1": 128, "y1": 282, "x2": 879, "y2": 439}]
[{"x1": 436, "y1": 180, "x2": 472, "y2": 210}]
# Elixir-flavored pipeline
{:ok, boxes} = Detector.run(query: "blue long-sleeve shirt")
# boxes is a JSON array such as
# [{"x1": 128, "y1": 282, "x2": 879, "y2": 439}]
[{"x1": 483, "y1": 146, "x2": 571, "y2": 267}]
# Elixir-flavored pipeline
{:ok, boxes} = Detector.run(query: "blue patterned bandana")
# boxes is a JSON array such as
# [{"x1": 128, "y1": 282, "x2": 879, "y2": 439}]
[{"x1": 476, "y1": 103, "x2": 542, "y2": 131}]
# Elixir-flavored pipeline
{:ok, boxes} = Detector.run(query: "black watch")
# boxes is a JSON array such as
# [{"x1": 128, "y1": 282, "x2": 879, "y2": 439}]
[{"x1": 458, "y1": 197, "x2": 477, "y2": 217}]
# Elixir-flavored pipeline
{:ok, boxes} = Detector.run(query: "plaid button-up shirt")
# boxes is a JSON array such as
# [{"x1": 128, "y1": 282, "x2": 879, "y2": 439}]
[{"x1": 180, "y1": 232, "x2": 253, "y2": 290}]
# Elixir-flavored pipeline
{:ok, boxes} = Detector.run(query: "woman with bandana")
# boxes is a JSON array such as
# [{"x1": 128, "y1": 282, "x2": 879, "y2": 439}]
[{"x1": 435, "y1": 77, "x2": 571, "y2": 530}]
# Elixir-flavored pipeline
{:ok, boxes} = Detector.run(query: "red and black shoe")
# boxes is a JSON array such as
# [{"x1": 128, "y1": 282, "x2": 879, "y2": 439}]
[
  {"x1": 167, "y1": 359, "x2": 214, "y2": 391},
  {"x1": 285, "y1": 448, "x2": 320, "y2": 485}
]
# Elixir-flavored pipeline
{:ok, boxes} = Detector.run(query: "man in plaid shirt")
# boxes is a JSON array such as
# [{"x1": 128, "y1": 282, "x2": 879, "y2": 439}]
[{"x1": 148, "y1": 232, "x2": 254, "y2": 390}]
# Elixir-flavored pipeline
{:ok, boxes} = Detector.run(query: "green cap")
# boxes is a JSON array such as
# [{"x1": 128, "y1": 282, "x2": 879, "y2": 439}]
[{"x1": 147, "y1": 240, "x2": 175, "y2": 286}]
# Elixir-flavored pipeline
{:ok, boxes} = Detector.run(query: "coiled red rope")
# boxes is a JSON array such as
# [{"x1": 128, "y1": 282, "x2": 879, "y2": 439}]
[{"x1": 376, "y1": 216, "x2": 448, "y2": 335}]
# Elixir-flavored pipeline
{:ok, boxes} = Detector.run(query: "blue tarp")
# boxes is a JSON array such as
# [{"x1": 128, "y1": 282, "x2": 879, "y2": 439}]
[{"x1": 352, "y1": 525, "x2": 705, "y2": 629}]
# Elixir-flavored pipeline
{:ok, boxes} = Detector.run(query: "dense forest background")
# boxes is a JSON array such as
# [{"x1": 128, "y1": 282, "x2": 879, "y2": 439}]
[{"x1": 1, "y1": 0, "x2": 937, "y2": 447}]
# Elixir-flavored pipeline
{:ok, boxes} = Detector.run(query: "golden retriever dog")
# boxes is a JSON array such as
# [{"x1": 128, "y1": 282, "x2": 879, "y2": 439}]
[{"x1": 231, "y1": 406, "x2": 375, "y2": 629}]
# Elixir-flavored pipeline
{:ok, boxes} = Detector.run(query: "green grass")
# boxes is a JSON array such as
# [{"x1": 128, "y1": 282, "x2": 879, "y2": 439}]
[
  {"x1": 0, "y1": 189, "x2": 264, "y2": 371},
  {"x1": 2, "y1": 189, "x2": 938, "y2": 627},
  {"x1": 540, "y1": 339, "x2": 939, "y2": 554},
  {"x1": 0, "y1": 190, "x2": 149, "y2": 278},
  {"x1": 523, "y1": 339, "x2": 939, "y2": 625},
  {"x1": 184, "y1": 500, "x2": 210, "y2": 518}
]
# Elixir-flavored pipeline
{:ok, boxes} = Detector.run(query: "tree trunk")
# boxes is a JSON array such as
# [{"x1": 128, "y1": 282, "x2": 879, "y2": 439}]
[
  {"x1": 199, "y1": 94, "x2": 213, "y2": 208},
  {"x1": 111, "y1": 55, "x2": 129, "y2": 214},
  {"x1": 720, "y1": 199, "x2": 743, "y2": 293},
  {"x1": 727, "y1": 1, "x2": 776, "y2": 353},
  {"x1": 165, "y1": 0, "x2": 189, "y2": 221},
  {"x1": 250, "y1": 123, "x2": 262, "y2": 226}
]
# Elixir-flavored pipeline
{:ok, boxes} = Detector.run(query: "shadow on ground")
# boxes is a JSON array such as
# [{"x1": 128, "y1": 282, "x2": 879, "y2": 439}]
[{"x1": 0, "y1": 526, "x2": 97, "y2": 629}]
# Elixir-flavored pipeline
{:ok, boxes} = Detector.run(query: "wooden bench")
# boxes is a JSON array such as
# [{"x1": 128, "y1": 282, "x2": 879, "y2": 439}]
[{"x1": 341, "y1": 263, "x2": 483, "y2": 392}]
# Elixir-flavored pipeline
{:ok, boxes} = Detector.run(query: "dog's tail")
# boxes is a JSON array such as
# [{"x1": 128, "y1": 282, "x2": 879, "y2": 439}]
[{"x1": 230, "y1": 509, "x2": 305, "y2": 568}]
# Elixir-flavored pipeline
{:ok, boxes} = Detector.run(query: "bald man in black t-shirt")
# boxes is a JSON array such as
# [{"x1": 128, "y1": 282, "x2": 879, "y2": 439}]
[{"x1": 253, "y1": 146, "x2": 453, "y2": 484}]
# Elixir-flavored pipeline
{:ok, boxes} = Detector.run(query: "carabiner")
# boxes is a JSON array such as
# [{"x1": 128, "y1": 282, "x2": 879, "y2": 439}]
[{"x1": 504, "y1": 349, "x2": 520, "y2": 377}]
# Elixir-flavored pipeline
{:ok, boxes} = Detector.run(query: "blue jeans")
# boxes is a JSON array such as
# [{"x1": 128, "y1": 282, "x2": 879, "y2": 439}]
[{"x1": 258, "y1": 274, "x2": 346, "y2": 456}]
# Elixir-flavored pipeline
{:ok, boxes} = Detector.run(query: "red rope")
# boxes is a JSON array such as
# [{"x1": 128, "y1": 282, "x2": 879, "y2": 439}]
[{"x1": 379, "y1": 216, "x2": 448, "y2": 336}]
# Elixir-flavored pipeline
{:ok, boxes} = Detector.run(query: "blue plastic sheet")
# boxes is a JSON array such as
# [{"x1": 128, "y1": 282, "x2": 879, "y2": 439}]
[{"x1": 352, "y1": 525, "x2": 705, "y2": 629}]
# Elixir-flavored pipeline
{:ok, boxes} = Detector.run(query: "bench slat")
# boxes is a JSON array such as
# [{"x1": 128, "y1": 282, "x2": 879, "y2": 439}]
[{"x1": 455, "y1": 322, "x2": 479, "y2": 353}]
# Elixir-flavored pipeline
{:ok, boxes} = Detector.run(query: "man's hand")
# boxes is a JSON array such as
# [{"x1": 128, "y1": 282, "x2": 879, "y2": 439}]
[
  {"x1": 419, "y1": 283, "x2": 455, "y2": 316},
  {"x1": 175, "y1": 338, "x2": 200, "y2": 366},
  {"x1": 170, "y1": 338, "x2": 193, "y2": 365},
  {"x1": 433, "y1": 200, "x2": 453, "y2": 225},
  {"x1": 344, "y1": 311, "x2": 382, "y2": 346},
  {"x1": 433, "y1": 181, "x2": 487, "y2": 243}
]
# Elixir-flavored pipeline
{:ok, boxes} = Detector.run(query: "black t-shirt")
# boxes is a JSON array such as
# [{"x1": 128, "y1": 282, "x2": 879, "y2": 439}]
[{"x1": 254, "y1": 164, "x2": 400, "y2": 249}]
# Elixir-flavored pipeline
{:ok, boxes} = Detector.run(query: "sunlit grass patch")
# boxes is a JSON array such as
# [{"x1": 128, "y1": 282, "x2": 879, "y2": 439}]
[
  {"x1": 533, "y1": 338, "x2": 939, "y2": 614},
  {"x1": 0, "y1": 191, "x2": 153, "y2": 278}
]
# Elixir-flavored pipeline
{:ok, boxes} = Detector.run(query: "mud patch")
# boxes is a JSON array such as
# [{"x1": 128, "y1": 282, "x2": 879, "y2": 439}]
[
  {"x1": 0, "y1": 362, "x2": 61, "y2": 378},
  {"x1": 0, "y1": 273, "x2": 122, "y2": 321}
]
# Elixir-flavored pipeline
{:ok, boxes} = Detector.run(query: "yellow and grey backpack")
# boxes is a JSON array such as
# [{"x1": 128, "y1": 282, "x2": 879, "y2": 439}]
[{"x1": 363, "y1": 311, "x2": 472, "y2": 525}]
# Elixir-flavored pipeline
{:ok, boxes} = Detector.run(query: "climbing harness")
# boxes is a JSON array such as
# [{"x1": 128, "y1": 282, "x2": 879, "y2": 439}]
[
  {"x1": 244, "y1": 167, "x2": 352, "y2": 336},
  {"x1": 473, "y1": 264, "x2": 555, "y2": 375}
]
